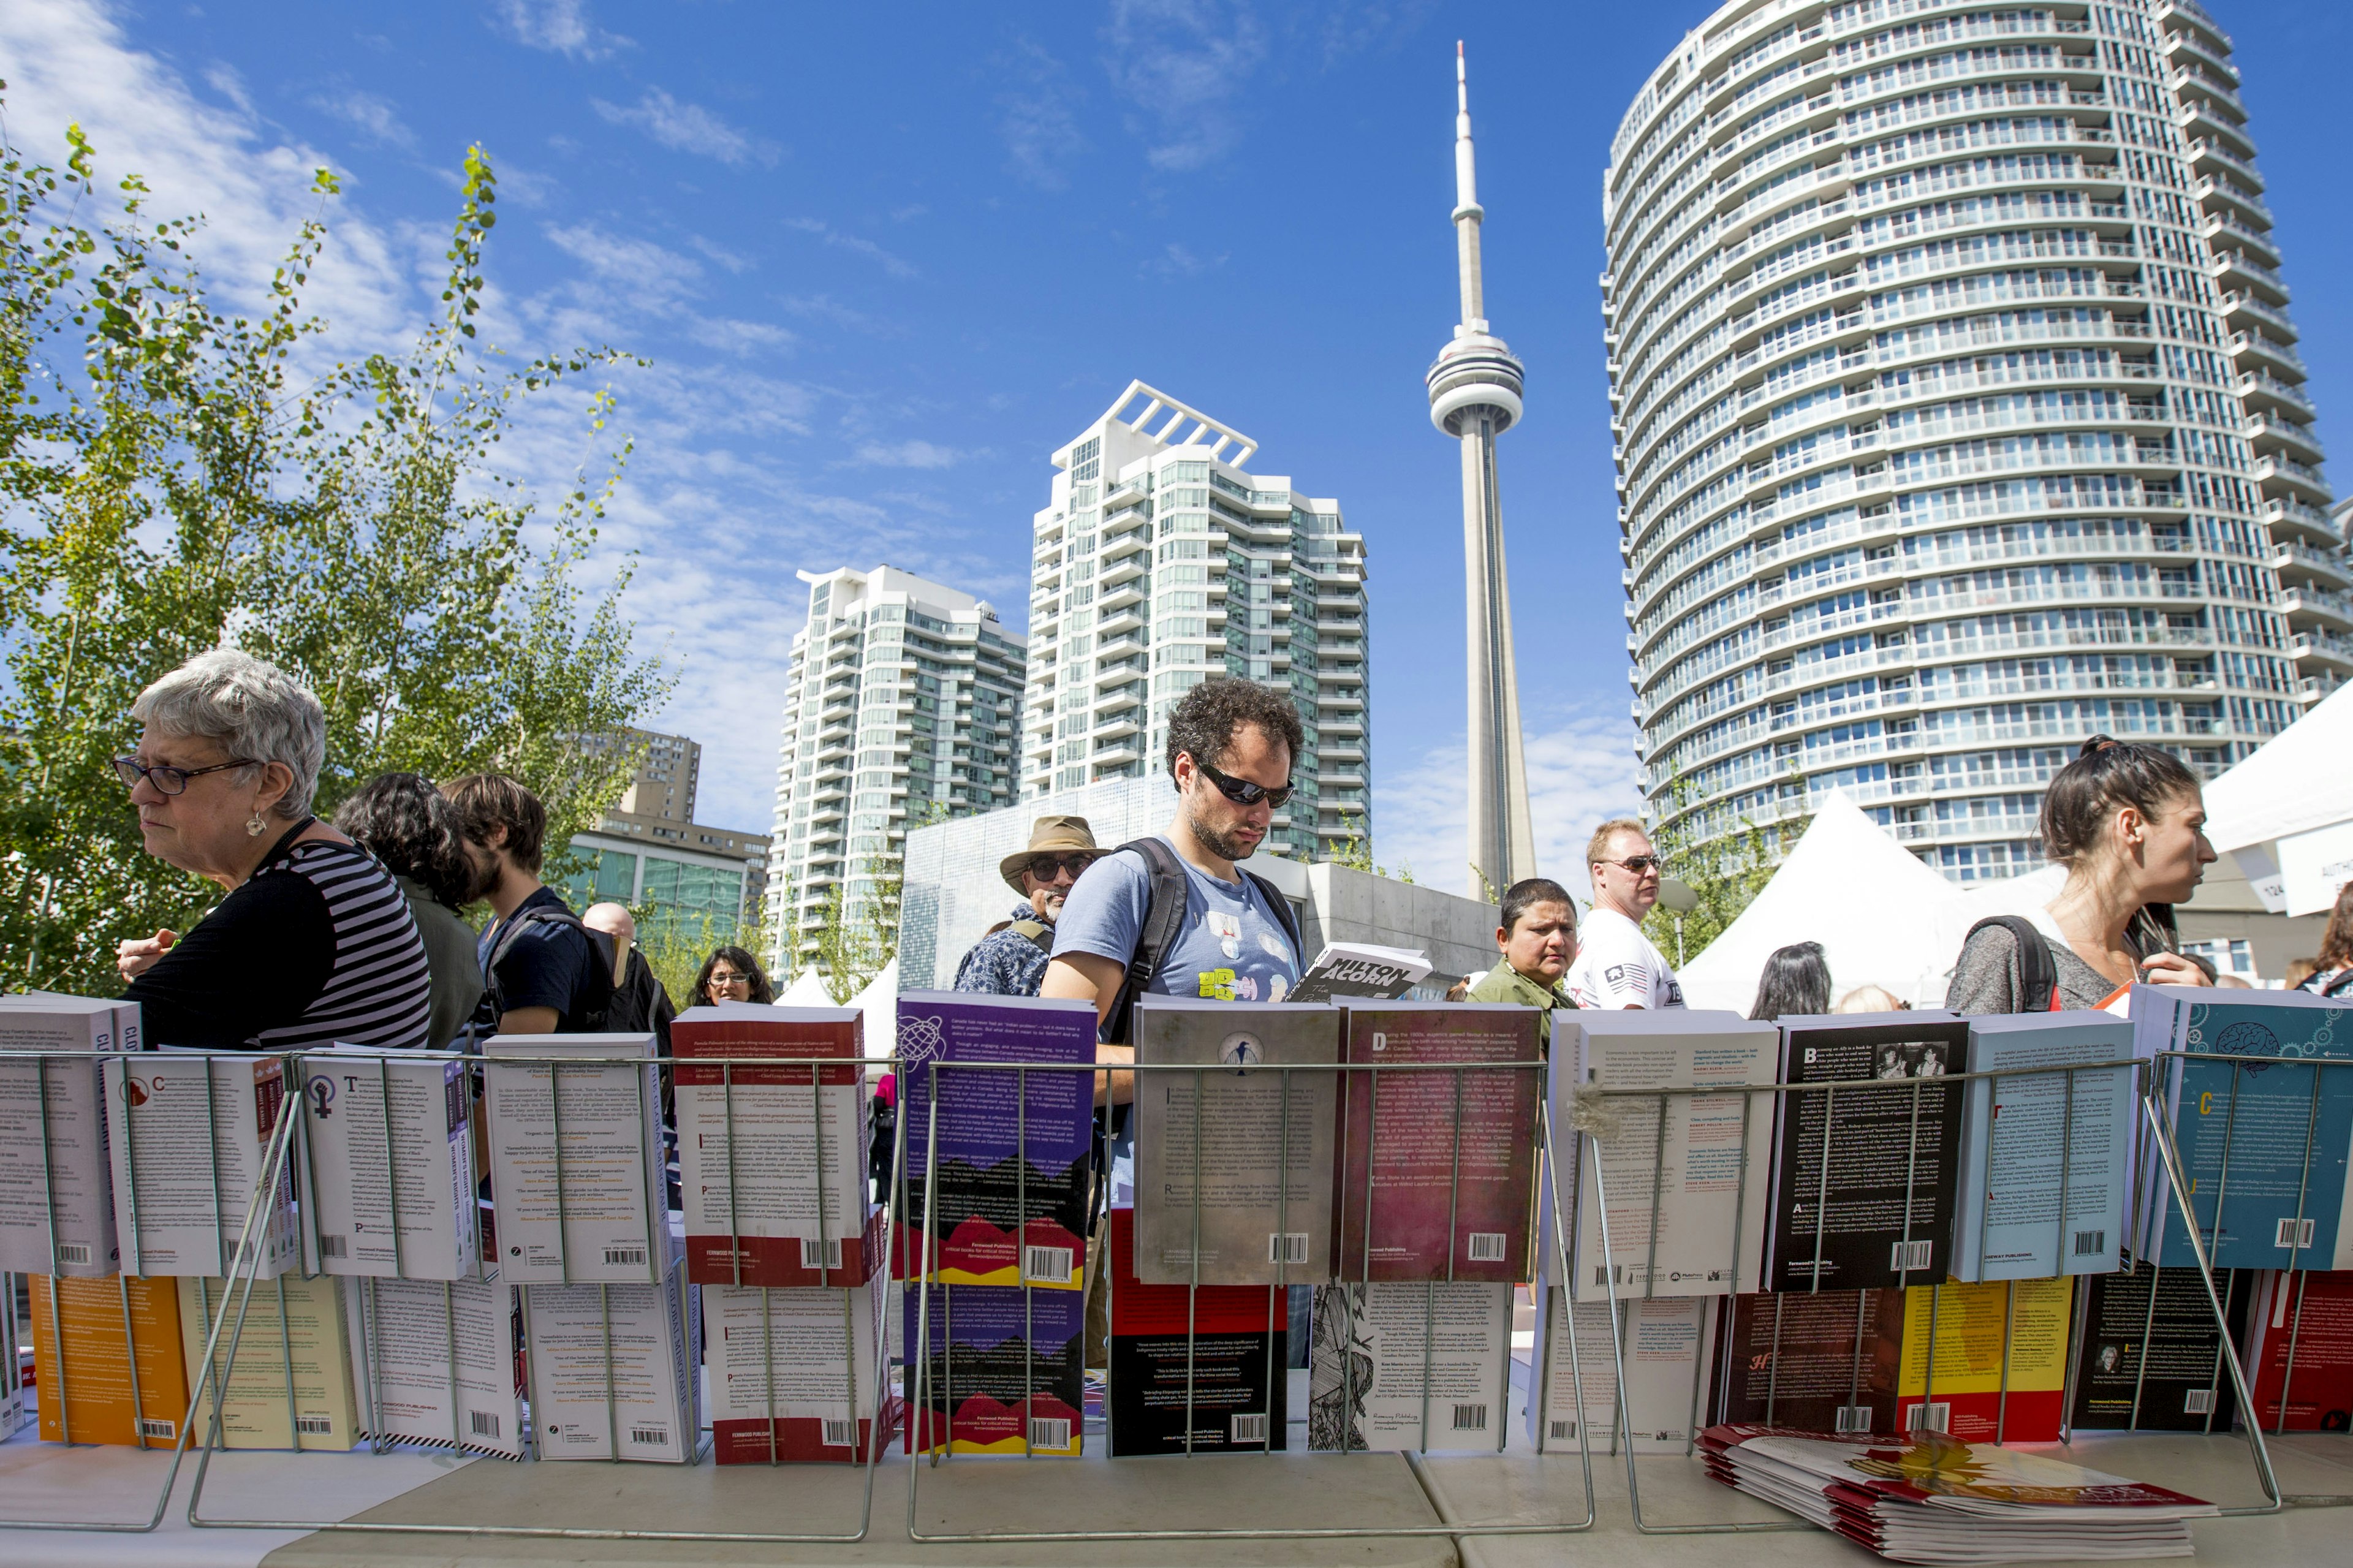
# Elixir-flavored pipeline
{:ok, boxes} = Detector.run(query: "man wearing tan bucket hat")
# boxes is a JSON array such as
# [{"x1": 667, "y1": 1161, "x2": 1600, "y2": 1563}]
[{"x1": 951, "y1": 814, "x2": 1104, "y2": 996}]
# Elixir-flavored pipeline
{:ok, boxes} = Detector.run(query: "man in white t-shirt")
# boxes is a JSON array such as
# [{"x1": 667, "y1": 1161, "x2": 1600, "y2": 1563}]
[{"x1": 1564, "y1": 817, "x2": 1685, "y2": 1010}]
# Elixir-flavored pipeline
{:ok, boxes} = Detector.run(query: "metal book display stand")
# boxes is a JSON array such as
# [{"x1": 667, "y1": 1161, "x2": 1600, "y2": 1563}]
[{"x1": 2, "y1": 1035, "x2": 2347, "y2": 1545}]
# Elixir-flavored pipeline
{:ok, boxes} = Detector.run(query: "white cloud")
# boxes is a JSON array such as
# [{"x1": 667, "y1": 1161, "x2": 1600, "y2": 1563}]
[
  {"x1": 311, "y1": 88, "x2": 415, "y2": 150},
  {"x1": 997, "y1": 39, "x2": 1087, "y2": 191},
  {"x1": 783, "y1": 218, "x2": 918, "y2": 280},
  {"x1": 689, "y1": 234, "x2": 752, "y2": 273},
  {"x1": 1103, "y1": 0, "x2": 1268, "y2": 173},
  {"x1": 593, "y1": 88, "x2": 781, "y2": 169},
  {"x1": 1143, "y1": 241, "x2": 1224, "y2": 278},
  {"x1": 542, "y1": 221, "x2": 703, "y2": 307},
  {"x1": 491, "y1": 0, "x2": 629, "y2": 61},
  {"x1": 851, "y1": 439, "x2": 969, "y2": 469},
  {"x1": 1374, "y1": 699, "x2": 1645, "y2": 901}
]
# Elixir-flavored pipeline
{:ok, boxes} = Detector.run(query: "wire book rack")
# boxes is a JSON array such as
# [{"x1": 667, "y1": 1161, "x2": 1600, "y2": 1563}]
[{"x1": 1, "y1": 1034, "x2": 2348, "y2": 1547}]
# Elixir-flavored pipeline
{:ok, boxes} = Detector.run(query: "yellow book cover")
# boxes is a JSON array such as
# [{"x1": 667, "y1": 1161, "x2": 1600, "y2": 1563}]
[
  {"x1": 1896, "y1": 1276, "x2": 2070, "y2": 1442},
  {"x1": 28, "y1": 1273, "x2": 190, "y2": 1447},
  {"x1": 177, "y1": 1274, "x2": 360, "y2": 1449}
]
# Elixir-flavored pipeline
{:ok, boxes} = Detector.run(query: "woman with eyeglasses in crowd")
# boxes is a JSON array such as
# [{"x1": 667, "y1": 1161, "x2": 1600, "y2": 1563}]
[
  {"x1": 689, "y1": 945, "x2": 776, "y2": 1007},
  {"x1": 1564, "y1": 817, "x2": 1687, "y2": 1010}
]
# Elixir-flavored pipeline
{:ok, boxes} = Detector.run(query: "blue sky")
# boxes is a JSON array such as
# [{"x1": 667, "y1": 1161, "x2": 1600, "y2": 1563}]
[{"x1": 7, "y1": 0, "x2": 2349, "y2": 896}]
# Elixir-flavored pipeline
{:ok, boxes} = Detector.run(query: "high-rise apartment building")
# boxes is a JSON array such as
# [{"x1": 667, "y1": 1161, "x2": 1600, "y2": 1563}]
[
  {"x1": 1607, "y1": 0, "x2": 2343, "y2": 881},
  {"x1": 763, "y1": 566, "x2": 1026, "y2": 966},
  {"x1": 613, "y1": 728, "x2": 699, "y2": 822},
  {"x1": 1021, "y1": 382, "x2": 1371, "y2": 860}
]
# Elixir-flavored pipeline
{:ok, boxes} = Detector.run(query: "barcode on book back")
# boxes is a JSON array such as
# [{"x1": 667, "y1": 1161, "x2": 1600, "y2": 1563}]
[
  {"x1": 2276, "y1": 1218, "x2": 2316, "y2": 1250},
  {"x1": 1833, "y1": 1406, "x2": 1873, "y2": 1434},
  {"x1": 1549, "y1": 1419, "x2": 1576, "y2": 1441},
  {"x1": 1889, "y1": 1240, "x2": 1933, "y2": 1273},
  {"x1": 317, "y1": 1235, "x2": 348, "y2": 1260},
  {"x1": 2072, "y1": 1229, "x2": 2105, "y2": 1257},
  {"x1": 1451, "y1": 1403, "x2": 1488, "y2": 1432},
  {"x1": 53, "y1": 1243, "x2": 91, "y2": 1265},
  {"x1": 1023, "y1": 1246, "x2": 1074, "y2": 1282},
  {"x1": 1230, "y1": 1412, "x2": 1269, "y2": 1444},
  {"x1": 1905, "y1": 1403, "x2": 1950, "y2": 1435},
  {"x1": 2184, "y1": 1389, "x2": 2215, "y2": 1415},
  {"x1": 605, "y1": 1246, "x2": 648, "y2": 1267},
  {"x1": 296, "y1": 1416, "x2": 336, "y2": 1436},
  {"x1": 800, "y1": 1238, "x2": 844, "y2": 1270},
  {"x1": 1466, "y1": 1233, "x2": 1507, "y2": 1263},
  {"x1": 470, "y1": 1410, "x2": 501, "y2": 1437},
  {"x1": 628, "y1": 1425, "x2": 669, "y2": 1447},
  {"x1": 822, "y1": 1418, "x2": 855, "y2": 1446},
  {"x1": 1028, "y1": 1417, "x2": 1071, "y2": 1450},
  {"x1": 138, "y1": 1417, "x2": 176, "y2": 1441},
  {"x1": 1267, "y1": 1233, "x2": 1310, "y2": 1265}
]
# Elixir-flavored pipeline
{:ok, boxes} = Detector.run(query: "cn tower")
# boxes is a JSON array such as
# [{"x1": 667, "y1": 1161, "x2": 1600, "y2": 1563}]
[{"x1": 1425, "y1": 42, "x2": 1534, "y2": 897}]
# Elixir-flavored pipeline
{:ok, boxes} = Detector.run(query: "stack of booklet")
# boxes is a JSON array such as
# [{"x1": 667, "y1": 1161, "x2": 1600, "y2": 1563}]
[{"x1": 1699, "y1": 1424, "x2": 2216, "y2": 1563}]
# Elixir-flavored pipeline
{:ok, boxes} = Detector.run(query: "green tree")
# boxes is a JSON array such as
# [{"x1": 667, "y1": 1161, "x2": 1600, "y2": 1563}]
[
  {"x1": 1322, "y1": 806, "x2": 1412, "y2": 884},
  {"x1": 0, "y1": 116, "x2": 670, "y2": 993}
]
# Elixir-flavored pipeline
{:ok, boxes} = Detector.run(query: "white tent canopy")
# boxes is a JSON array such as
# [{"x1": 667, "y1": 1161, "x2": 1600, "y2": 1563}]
[
  {"x1": 1676, "y1": 790, "x2": 1984, "y2": 1013},
  {"x1": 2197, "y1": 683, "x2": 2353, "y2": 916},
  {"x1": 775, "y1": 968, "x2": 833, "y2": 1007}
]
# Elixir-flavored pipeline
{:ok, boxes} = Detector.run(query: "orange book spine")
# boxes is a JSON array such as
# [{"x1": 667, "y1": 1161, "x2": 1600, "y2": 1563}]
[{"x1": 28, "y1": 1274, "x2": 191, "y2": 1447}]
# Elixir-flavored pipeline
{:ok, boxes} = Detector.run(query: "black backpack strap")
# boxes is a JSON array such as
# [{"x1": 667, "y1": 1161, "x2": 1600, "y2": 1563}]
[
  {"x1": 1241, "y1": 868, "x2": 1305, "y2": 972},
  {"x1": 484, "y1": 905, "x2": 615, "y2": 1032},
  {"x1": 1102, "y1": 838, "x2": 1189, "y2": 1045},
  {"x1": 1967, "y1": 915, "x2": 2059, "y2": 1013},
  {"x1": 1009, "y1": 918, "x2": 1054, "y2": 954}
]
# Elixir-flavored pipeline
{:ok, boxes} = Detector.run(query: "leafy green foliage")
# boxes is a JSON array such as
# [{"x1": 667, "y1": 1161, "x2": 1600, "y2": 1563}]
[
  {"x1": 1324, "y1": 806, "x2": 1412, "y2": 883},
  {"x1": 0, "y1": 117, "x2": 671, "y2": 993}
]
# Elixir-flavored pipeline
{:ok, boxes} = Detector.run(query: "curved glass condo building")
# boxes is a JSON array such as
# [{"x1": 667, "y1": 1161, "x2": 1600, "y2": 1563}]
[{"x1": 1608, "y1": 0, "x2": 2349, "y2": 877}]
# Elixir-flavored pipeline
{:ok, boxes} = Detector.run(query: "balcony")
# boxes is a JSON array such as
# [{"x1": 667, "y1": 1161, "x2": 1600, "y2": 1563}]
[
  {"x1": 2202, "y1": 213, "x2": 2280, "y2": 268},
  {"x1": 2281, "y1": 586, "x2": 2353, "y2": 635},
  {"x1": 2254, "y1": 453, "x2": 2332, "y2": 507},
  {"x1": 2218, "y1": 289, "x2": 2295, "y2": 341},
  {"x1": 2275, "y1": 542, "x2": 2353, "y2": 593},
  {"x1": 2194, "y1": 176, "x2": 2272, "y2": 228},
  {"x1": 2246, "y1": 412, "x2": 2324, "y2": 464},
  {"x1": 2291, "y1": 631, "x2": 2353, "y2": 676},
  {"x1": 2178, "y1": 97, "x2": 2254, "y2": 157},
  {"x1": 2239, "y1": 373, "x2": 2315, "y2": 420},
  {"x1": 2229, "y1": 331, "x2": 2306, "y2": 379}
]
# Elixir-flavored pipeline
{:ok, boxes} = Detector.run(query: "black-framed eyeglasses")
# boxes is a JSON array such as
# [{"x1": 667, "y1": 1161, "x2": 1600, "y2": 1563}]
[
  {"x1": 1599, "y1": 854, "x2": 1664, "y2": 875},
  {"x1": 1023, "y1": 853, "x2": 1099, "y2": 881},
  {"x1": 1193, "y1": 756, "x2": 1294, "y2": 809},
  {"x1": 112, "y1": 754, "x2": 257, "y2": 795}
]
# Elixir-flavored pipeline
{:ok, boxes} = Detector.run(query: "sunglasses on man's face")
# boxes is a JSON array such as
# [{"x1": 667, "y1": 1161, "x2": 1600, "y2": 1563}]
[
  {"x1": 1023, "y1": 854, "x2": 1097, "y2": 881},
  {"x1": 1599, "y1": 854, "x2": 1664, "y2": 875},
  {"x1": 1192, "y1": 756, "x2": 1294, "y2": 809}
]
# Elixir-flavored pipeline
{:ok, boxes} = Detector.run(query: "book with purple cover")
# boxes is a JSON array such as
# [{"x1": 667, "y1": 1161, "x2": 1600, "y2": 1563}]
[
  {"x1": 903, "y1": 1282, "x2": 1084, "y2": 1456},
  {"x1": 1331, "y1": 1003, "x2": 1539, "y2": 1281},
  {"x1": 893, "y1": 992, "x2": 1097, "y2": 1290}
]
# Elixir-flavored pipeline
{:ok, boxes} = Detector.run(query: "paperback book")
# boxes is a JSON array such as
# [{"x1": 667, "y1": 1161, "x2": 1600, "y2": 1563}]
[
  {"x1": 2069, "y1": 1262, "x2": 2249, "y2": 1431},
  {"x1": 340, "y1": 1272, "x2": 526, "y2": 1458},
  {"x1": 703, "y1": 1272, "x2": 895, "y2": 1463},
  {"x1": 1286, "y1": 943, "x2": 1431, "y2": 1004},
  {"x1": 1308, "y1": 1280, "x2": 1513, "y2": 1452},
  {"x1": 1107, "y1": 1205, "x2": 1287, "y2": 1455},
  {"x1": 1131, "y1": 997, "x2": 1339, "y2": 1286},
  {"x1": 1528, "y1": 1286, "x2": 1715, "y2": 1453},
  {"x1": 1712, "y1": 1288, "x2": 1904, "y2": 1434},
  {"x1": 1893, "y1": 1279, "x2": 2070, "y2": 1444},
  {"x1": 28, "y1": 1273, "x2": 190, "y2": 1447},
  {"x1": 1332, "y1": 1003, "x2": 1539, "y2": 1282},
  {"x1": 178, "y1": 1274, "x2": 360, "y2": 1450},
  {"x1": 2133, "y1": 987, "x2": 2353, "y2": 1271},
  {"x1": 482, "y1": 1033, "x2": 665, "y2": 1286},
  {"x1": 2243, "y1": 1268, "x2": 2353, "y2": 1431},
  {"x1": 1765, "y1": 1013, "x2": 1969, "y2": 1292},
  {"x1": 673, "y1": 1003, "x2": 876, "y2": 1288},
  {"x1": 2, "y1": 1268, "x2": 22, "y2": 1437},
  {"x1": 0, "y1": 995, "x2": 130, "y2": 1278},
  {"x1": 894, "y1": 992, "x2": 1097, "y2": 1290},
  {"x1": 104, "y1": 1048, "x2": 299, "y2": 1279},
  {"x1": 1560, "y1": 1009, "x2": 1778, "y2": 1301},
  {"x1": 1951, "y1": 1012, "x2": 2135, "y2": 1282},
  {"x1": 903, "y1": 1282, "x2": 1085, "y2": 1456},
  {"x1": 298, "y1": 1047, "x2": 476, "y2": 1281},
  {"x1": 524, "y1": 1252, "x2": 700, "y2": 1462}
]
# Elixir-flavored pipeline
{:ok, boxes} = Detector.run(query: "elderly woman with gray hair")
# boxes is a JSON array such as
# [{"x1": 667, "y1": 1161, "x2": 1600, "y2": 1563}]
[{"x1": 114, "y1": 650, "x2": 433, "y2": 1050}]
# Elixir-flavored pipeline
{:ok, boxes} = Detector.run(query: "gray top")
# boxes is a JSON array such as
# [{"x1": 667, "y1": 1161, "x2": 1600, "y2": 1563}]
[
  {"x1": 1946, "y1": 920, "x2": 2120, "y2": 1015},
  {"x1": 398, "y1": 874, "x2": 487, "y2": 1048}
]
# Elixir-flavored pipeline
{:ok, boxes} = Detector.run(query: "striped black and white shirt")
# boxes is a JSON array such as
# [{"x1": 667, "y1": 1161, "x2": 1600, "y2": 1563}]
[{"x1": 126, "y1": 832, "x2": 434, "y2": 1051}]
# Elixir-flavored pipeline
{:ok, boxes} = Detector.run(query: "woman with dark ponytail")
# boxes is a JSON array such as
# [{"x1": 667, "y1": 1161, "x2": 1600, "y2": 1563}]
[{"x1": 1947, "y1": 735, "x2": 2218, "y2": 1013}]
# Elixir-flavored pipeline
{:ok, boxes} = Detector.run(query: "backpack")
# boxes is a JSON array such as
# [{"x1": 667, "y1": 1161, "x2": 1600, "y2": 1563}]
[
  {"x1": 1007, "y1": 918, "x2": 1055, "y2": 954},
  {"x1": 481, "y1": 904, "x2": 616, "y2": 1034},
  {"x1": 1099, "y1": 837, "x2": 1306, "y2": 1045},
  {"x1": 1965, "y1": 916, "x2": 2061, "y2": 1013}
]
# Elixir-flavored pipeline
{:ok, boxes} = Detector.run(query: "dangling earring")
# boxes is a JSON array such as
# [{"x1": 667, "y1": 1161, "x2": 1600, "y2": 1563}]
[{"x1": 247, "y1": 812, "x2": 267, "y2": 837}]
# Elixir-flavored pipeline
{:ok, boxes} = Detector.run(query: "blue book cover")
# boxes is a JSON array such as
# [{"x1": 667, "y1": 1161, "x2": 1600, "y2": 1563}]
[
  {"x1": 1952, "y1": 1012, "x2": 2136, "y2": 1282},
  {"x1": 893, "y1": 991, "x2": 1098, "y2": 1289},
  {"x1": 2135, "y1": 987, "x2": 2353, "y2": 1270}
]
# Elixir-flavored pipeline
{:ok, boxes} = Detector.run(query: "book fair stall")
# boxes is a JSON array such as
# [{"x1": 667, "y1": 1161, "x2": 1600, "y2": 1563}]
[{"x1": 6, "y1": 986, "x2": 2353, "y2": 1564}]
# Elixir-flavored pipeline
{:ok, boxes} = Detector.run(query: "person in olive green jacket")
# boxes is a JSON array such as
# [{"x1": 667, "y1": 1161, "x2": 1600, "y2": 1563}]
[{"x1": 1464, "y1": 877, "x2": 1579, "y2": 1048}]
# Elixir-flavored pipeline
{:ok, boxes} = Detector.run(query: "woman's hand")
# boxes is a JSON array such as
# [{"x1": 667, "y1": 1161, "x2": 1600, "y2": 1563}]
[
  {"x1": 2140, "y1": 950, "x2": 2211, "y2": 988},
  {"x1": 116, "y1": 928, "x2": 178, "y2": 982}
]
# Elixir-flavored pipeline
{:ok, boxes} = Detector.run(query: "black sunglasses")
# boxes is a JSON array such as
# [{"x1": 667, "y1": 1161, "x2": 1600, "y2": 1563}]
[
  {"x1": 1192, "y1": 756, "x2": 1294, "y2": 809},
  {"x1": 112, "y1": 754, "x2": 258, "y2": 795},
  {"x1": 1023, "y1": 853, "x2": 1098, "y2": 881}
]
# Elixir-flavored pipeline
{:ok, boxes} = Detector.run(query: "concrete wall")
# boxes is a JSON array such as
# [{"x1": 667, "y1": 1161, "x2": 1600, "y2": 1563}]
[{"x1": 1298, "y1": 862, "x2": 1498, "y2": 993}]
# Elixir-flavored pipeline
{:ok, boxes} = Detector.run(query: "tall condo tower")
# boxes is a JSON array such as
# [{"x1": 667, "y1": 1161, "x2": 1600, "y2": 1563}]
[
  {"x1": 1607, "y1": 0, "x2": 2340, "y2": 882},
  {"x1": 1427, "y1": 42, "x2": 1536, "y2": 896}
]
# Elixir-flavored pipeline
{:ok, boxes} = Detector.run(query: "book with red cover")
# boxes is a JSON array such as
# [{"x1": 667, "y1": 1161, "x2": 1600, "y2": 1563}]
[
  {"x1": 2245, "y1": 1268, "x2": 2353, "y2": 1432},
  {"x1": 1711, "y1": 1288, "x2": 1904, "y2": 1434},
  {"x1": 1107, "y1": 1205, "x2": 1287, "y2": 1455},
  {"x1": 1330, "y1": 1002, "x2": 1539, "y2": 1282},
  {"x1": 903, "y1": 1282, "x2": 1083, "y2": 1456},
  {"x1": 893, "y1": 993, "x2": 1097, "y2": 1290},
  {"x1": 673, "y1": 1004, "x2": 875, "y2": 1288}
]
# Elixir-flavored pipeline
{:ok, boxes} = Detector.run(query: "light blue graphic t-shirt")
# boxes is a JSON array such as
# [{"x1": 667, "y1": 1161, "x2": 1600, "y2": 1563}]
[{"x1": 1050, "y1": 836, "x2": 1302, "y2": 1003}]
